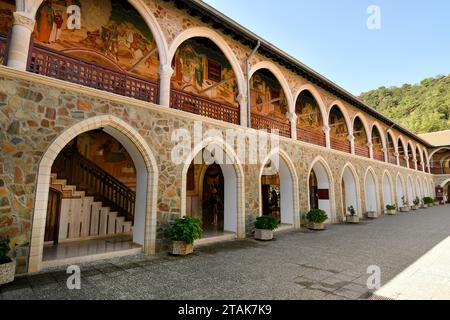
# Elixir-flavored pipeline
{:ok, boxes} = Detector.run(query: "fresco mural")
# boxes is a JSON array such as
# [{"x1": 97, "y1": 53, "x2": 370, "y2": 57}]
[
  {"x1": 296, "y1": 91, "x2": 323, "y2": 129},
  {"x1": 329, "y1": 107, "x2": 348, "y2": 140},
  {"x1": 171, "y1": 38, "x2": 238, "y2": 107},
  {"x1": 353, "y1": 117, "x2": 367, "y2": 146},
  {"x1": 0, "y1": 0, "x2": 14, "y2": 35},
  {"x1": 250, "y1": 69, "x2": 288, "y2": 121},
  {"x1": 33, "y1": 0, "x2": 159, "y2": 80}
]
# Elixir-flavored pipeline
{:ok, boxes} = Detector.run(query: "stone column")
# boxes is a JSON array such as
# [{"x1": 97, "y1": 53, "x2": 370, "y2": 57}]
[
  {"x1": 7, "y1": 12, "x2": 35, "y2": 71},
  {"x1": 367, "y1": 142, "x2": 374, "y2": 159},
  {"x1": 323, "y1": 125, "x2": 331, "y2": 149},
  {"x1": 237, "y1": 93, "x2": 248, "y2": 127},
  {"x1": 394, "y1": 152, "x2": 400, "y2": 166},
  {"x1": 158, "y1": 64, "x2": 174, "y2": 107},
  {"x1": 382, "y1": 147, "x2": 388, "y2": 163},
  {"x1": 412, "y1": 157, "x2": 418, "y2": 171},
  {"x1": 288, "y1": 113, "x2": 297, "y2": 140},
  {"x1": 348, "y1": 133, "x2": 355, "y2": 155}
]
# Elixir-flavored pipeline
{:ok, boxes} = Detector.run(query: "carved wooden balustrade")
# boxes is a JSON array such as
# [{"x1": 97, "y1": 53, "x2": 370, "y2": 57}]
[
  {"x1": 251, "y1": 113, "x2": 291, "y2": 138},
  {"x1": 399, "y1": 157, "x2": 408, "y2": 168},
  {"x1": 330, "y1": 136, "x2": 351, "y2": 153},
  {"x1": 170, "y1": 88, "x2": 240, "y2": 124},
  {"x1": 297, "y1": 127, "x2": 326, "y2": 147},
  {"x1": 26, "y1": 40, "x2": 159, "y2": 104},
  {"x1": 355, "y1": 143, "x2": 370, "y2": 158},
  {"x1": 373, "y1": 149, "x2": 385, "y2": 162}
]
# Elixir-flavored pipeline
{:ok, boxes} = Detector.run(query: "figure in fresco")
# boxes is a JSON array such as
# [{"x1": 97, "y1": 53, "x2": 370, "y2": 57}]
[
  {"x1": 101, "y1": 24, "x2": 119, "y2": 61},
  {"x1": 0, "y1": 7, "x2": 13, "y2": 35},
  {"x1": 49, "y1": 10, "x2": 63, "y2": 43},
  {"x1": 36, "y1": 0, "x2": 55, "y2": 44}
]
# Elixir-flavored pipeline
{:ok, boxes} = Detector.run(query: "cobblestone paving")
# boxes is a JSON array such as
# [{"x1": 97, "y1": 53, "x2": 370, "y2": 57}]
[{"x1": 1, "y1": 206, "x2": 450, "y2": 300}]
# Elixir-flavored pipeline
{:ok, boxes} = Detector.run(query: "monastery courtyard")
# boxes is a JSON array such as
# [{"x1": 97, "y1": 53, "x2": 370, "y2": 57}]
[{"x1": 1, "y1": 205, "x2": 449, "y2": 300}]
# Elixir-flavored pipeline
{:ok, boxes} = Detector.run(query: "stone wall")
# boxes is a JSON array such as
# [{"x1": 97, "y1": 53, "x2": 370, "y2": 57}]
[{"x1": 0, "y1": 67, "x2": 435, "y2": 274}]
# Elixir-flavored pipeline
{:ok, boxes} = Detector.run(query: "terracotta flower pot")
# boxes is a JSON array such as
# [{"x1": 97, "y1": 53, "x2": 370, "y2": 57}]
[
  {"x1": 170, "y1": 241, "x2": 193, "y2": 256},
  {"x1": 254, "y1": 229, "x2": 274, "y2": 241}
]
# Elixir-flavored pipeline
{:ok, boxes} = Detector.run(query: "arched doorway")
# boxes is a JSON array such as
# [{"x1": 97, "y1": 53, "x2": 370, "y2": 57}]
[
  {"x1": 341, "y1": 166, "x2": 359, "y2": 217},
  {"x1": 170, "y1": 37, "x2": 240, "y2": 124},
  {"x1": 383, "y1": 172, "x2": 394, "y2": 211},
  {"x1": 184, "y1": 144, "x2": 244, "y2": 238},
  {"x1": 260, "y1": 152, "x2": 297, "y2": 227},
  {"x1": 416, "y1": 178, "x2": 423, "y2": 202},
  {"x1": 407, "y1": 176, "x2": 415, "y2": 206},
  {"x1": 396, "y1": 175, "x2": 406, "y2": 208},
  {"x1": 329, "y1": 105, "x2": 350, "y2": 153},
  {"x1": 295, "y1": 90, "x2": 326, "y2": 146},
  {"x1": 365, "y1": 169, "x2": 379, "y2": 214},
  {"x1": 353, "y1": 117, "x2": 369, "y2": 158},
  {"x1": 308, "y1": 159, "x2": 334, "y2": 221},
  {"x1": 386, "y1": 132, "x2": 397, "y2": 165},
  {"x1": 372, "y1": 126, "x2": 385, "y2": 162},
  {"x1": 250, "y1": 68, "x2": 291, "y2": 138},
  {"x1": 30, "y1": 116, "x2": 158, "y2": 273}
]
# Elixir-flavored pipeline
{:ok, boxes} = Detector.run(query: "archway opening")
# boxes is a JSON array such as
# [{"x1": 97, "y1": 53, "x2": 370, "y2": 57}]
[
  {"x1": 407, "y1": 144, "x2": 414, "y2": 169},
  {"x1": 250, "y1": 68, "x2": 291, "y2": 138},
  {"x1": 260, "y1": 156, "x2": 295, "y2": 226},
  {"x1": 416, "y1": 147, "x2": 423, "y2": 171},
  {"x1": 329, "y1": 105, "x2": 350, "y2": 153},
  {"x1": 354, "y1": 117, "x2": 369, "y2": 158},
  {"x1": 430, "y1": 148, "x2": 450, "y2": 174},
  {"x1": 416, "y1": 178, "x2": 423, "y2": 202},
  {"x1": 185, "y1": 148, "x2": 239, "y2": 237},
  {"x1": 387, "y1": 132, "x2": 396, "y2": 165},
  {"x1": 372, "y1": 126, "x2": 384, "y2": 162},
  {"x1": 170, "y1": 37, "x2": 239, "y2": 124},
  {"x1": 422, "y1": 150, "x2": 428, "y2": 172},
  {"x1": 309, "y1": 161, "x2": 333, "y2": 221},
  {"x1": 383, "y1": 174, "x2": 394, "y2": 211},
  {"x1": 342, "y1": 167, "x2": 358, "y2": 217},
  {"x1": 398, "y1": 139, "x2": 407, "y2": 167},
  {"x1": 396, "y1": 176, "x2": 406, "y2": 208},
  {"x1": 443, "y1": 180, "x2": 450, "y2": 203},
  {"x1": 365, "y1": 171, "x2": 378, "y2": 214},
  {"x1": 43, "y1": 128, "x2": 147, "y2": 264},
  {"x1": 295, "y1": 90, "x2": 325, "y2": 146},
  {"x1": 407, "y1": 177, "x2": 415, "y2": 206},
  {"x1": 29, "y1": 0, "x2": 160, "y2": 103}
]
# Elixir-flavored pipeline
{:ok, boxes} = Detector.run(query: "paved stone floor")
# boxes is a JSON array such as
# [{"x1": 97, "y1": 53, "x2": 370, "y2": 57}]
[{"x1": 1, "y1": 205, "x2": 449, "y2": 300}]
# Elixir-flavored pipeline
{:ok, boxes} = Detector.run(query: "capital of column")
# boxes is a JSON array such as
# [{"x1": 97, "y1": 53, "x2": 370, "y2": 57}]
[
  {"x1": 366, "y1": 142, "x2": 374, "y2": 148},
  {"x1": 347, "y1": 134, "x2": 355, "y2": 142},
  {"x1": 158, "y1": 64, "x2": 174, "y2": 78},
  {"x1": 394, "y1": 152, "x2": 399, "y2": 157},
  {"x1": 237, "y1": 93, "x2": 247, "y2": 105},
  {"x1": 287, "y1": 112, "x2": 297, "y2": 122},
  {"x1": 13, "y1": 12, "x2": 35, "y2": 32},
  {"x1": 322, "y1": 125, "x2": 331, "y2": 134}
]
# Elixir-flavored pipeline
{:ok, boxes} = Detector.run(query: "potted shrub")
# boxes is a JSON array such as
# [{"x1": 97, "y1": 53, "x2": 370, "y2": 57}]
[
  {"x1": 0, "y1": 237, "x2": 16, "y2": 286},
  {"x1": 423, "y1": 197, "x2": 434, "y2": 208},
  {"x1": 386, "y1": 204, "x2": 397, "y2": 215},
  {"x1": 167, "y1": 217, "x2": 203, "y2": 256},
  {"x1": 254, "y1": 215, "x2": 279, "y2": 241},
  {"x1": 412, "y1": 197, "x2": 420, "y2": 210},
  {"x1": 346, "y1": 206, "x2": 359, "y2": 223},
  {"x1": 306, "y1": 209, "x2": 328, "y2": 231},
  {"x1": 420, "y1": 199, "x2": 426, "y2": 209},
  {"x1": 400, "y1": 196, "x2": 410, "y2": 212}
]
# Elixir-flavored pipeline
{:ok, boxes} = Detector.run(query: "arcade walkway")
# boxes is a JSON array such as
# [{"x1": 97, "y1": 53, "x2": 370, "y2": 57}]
[{"x1": 2, "y1": 205, "x2": 450, "y2": 300}]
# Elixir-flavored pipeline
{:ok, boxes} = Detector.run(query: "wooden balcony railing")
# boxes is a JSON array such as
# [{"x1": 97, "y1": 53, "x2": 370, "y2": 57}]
[
  {"x1": 417, "y1": 164, "x2": 423, "y2": 171},
  {"x1": 330, "y1": 136, "x2": 351, "y2": 153},
  {"x1": 297, "y1": 127, "x2": 326, "y2": 147},
  {"x1": 170, "y1": 88, "x2": 240, "y2": 124},
  {"x1": 27, "y1": 41, "x2": 159, "y2": 104},
  {"x1": 373, "y1": 149, "x2": 385, "y2": 162},
  {"x1": 431, "y1": 166, "x2": 450, "y2": 175},
  {"x1": 251, "y1": 113, "x2": 291, "y2": 138},
  {"x1": 399, "y1": 158, "x2": 407, "y2": 168},
  {"x1": 355, "y1": 144, "x2": 370, "y2": 158},
  {"x1": 53, "y1": 147, "x2": 135, "y2": 221},
  {"x1": 0, "y1": 33, "x2": 9, "y2": 66}
]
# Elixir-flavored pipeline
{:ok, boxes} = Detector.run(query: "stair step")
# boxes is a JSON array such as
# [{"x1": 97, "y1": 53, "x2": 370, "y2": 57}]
[
  {"x1": 107, "y1": 212, "x2": 118, "y2": 235},
  {"x1": 99, "y1": 207, "x2": 110, "y2": 236},
  {"x1": 90, "y1": 202, "x2": 102, "y2": 236},
  {"x1": 123, "y1": 221, "x2": 132, "y2": 233},
  {"x1": 116, "y1": 217, "x2": 125, "y2": 234}
]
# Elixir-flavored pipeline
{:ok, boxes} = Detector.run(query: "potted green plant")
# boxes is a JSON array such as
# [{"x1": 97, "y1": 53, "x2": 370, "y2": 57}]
[
  {"x1": 400, "y1": 196, "x2": 410, "y2": 212},
  {"x1": 434, "y1": 198, "x2": 440, "y2": 206},
  {"x1": 386, "y1": 204, "x2": 397, "y2": 215},
  {"x1": 167, "y1": 217, "x2": 203, "y2": 256},
  {"x1": 254, "y1": 215, "x2": 279, "y2": 241},
  {"x1": 346, "y1": 205, "x2": 359, "y2": 223},
  {"x1": 0, "y1": 237, "x2": 16, "y2": 286},
  {"x1": 306, "y1": 209, "x2": 328, "y2": 231},
  {"x1": 423, "y1": 197, "x2": 434, "y2": 208},
  {"x1": 412, "y1": 197, "x2": 420, "y2": 210}
]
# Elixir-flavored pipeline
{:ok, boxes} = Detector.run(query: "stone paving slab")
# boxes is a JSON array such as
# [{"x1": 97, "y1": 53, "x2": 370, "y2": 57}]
[{"x1": 1, "y1": 205, "x2": 450, "y2": 300}]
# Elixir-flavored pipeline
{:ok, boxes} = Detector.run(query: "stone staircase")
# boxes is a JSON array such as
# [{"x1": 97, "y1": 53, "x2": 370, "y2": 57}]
[{"x1": 50, "y1": 173, "x2": 133, "y2": 242}]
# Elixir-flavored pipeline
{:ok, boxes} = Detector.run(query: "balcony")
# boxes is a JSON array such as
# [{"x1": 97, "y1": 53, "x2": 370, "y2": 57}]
[
  {"x1": 170, "y1": 88, "x2": 240, "y2": 125},
  {"x1": 26, "y1": 42, "x2": 159, "y2": 104},
  {"x1": 373, "y1": 149, "x2": 385, "y2": 162},
  {"x1": 399, "y1": 158, "x2": 407, "y2": 168},
  {"x1": 330, "y1": 136, "x2": 351, "y2": 153},
  {"x1": 0, "y1": 33, "x2": 8, "y2": 66},
  {"x1": 355, "y1": 143, "x2": 370, "y2": 158},
  {"x1": 431, "y1": 167, "x2": 450, "y2": 175},
  {"x1": 297, "y1": 127, "x2": 326, "y2": 147},
  {"x1": 251, "y1": 113, "x2": 291, "y2": 138}
]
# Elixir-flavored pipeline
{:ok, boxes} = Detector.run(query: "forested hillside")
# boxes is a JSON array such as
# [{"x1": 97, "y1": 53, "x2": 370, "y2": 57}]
[{"x1": 359, "y1": 74, "x2": 450, "y2": 134}]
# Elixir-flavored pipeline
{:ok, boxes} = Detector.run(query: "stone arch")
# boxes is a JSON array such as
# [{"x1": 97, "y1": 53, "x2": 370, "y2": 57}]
[
  {"x1": 29, "y1": 115, "x2": 159, "y2": 273},
  {"x1": 429, "y1": 147, "x2": 450, "y2": 159},
  {"x1": 382, "y1": 170, "x2": 395, "y2": 210},
  {"x1": 353, "y1": 114, "x2": 370, "y2": 157},
  {"x1": 307, "y1": 156, "x2": 336, "y2": 222},
  {"x1": 328, "y1": 100, "x2": 353, "y2": 133},
  {"x1": 293, "y1": 84, "x2": 328, "y2": 125},
  {"x1": 372, "y1": 122, "x2": 387, "y2": 150},
  {"x1": 352, "y1": 113, "x2": 371, "y2": 142},
  {"x1": 416, "y1": 176, "x2": 423, "y2": 200},
  {"x1": 364, "y1": 167, "x2": 380, "y2": 214},
  {"x1": 340, "y1": 163, "x2": 362, "y2": 217},
  {"x1": 440, "y1": 179, "x2": 450, "y2": 188},
  {"x1": 249, "y1": 61, "x2": 295, "y2": 114},
  {"x1": 180, "y1": 136, "x2": 245, "y2": 238},
  {"x1": 407, "y1": 175, "x2": 415, "y2": 206},
  {"x1": 396, "y1": 173, "x2": 407, "y2": 208},
  {"x1": 259, "y1": 148, "x2": 300, "y2": 228},
  {"x1": 168, "y1": 27, "x2": 246, "y2": 98}
]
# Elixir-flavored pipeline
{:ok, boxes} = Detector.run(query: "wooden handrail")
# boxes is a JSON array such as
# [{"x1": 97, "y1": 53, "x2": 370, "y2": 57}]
[
  {"x1": 53, "y1": 148, "x2": 136, "y2": 221},
  {"x1": 251, "y1": 113, "x2": 291, "y2": 138}
]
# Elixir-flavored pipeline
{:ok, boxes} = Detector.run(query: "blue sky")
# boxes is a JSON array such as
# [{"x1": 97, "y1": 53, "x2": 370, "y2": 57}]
[{"x1": 204, "y1": 0, "x2": 450, "y2": 95}]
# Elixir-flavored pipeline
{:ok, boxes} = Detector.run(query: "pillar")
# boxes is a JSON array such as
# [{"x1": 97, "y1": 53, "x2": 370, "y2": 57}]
[
  {"x1": 158, "y1": 64, "x2": 174, "y2": 107},
  {"x1": 7, "y1": 12, "x2": 35, "y2": 71},
  {"x1": 237, "y1": 93, "x2": 248, "y2": 127},
  {"x1": 367, "y1": 142, "x2": 374, "y2": 159},
  {"x1": 348, "y1": 133, "x2": 355, "y2": 155},
  {"x1": 288, "y1": 113, "x2": 297, "y2": 140}
]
